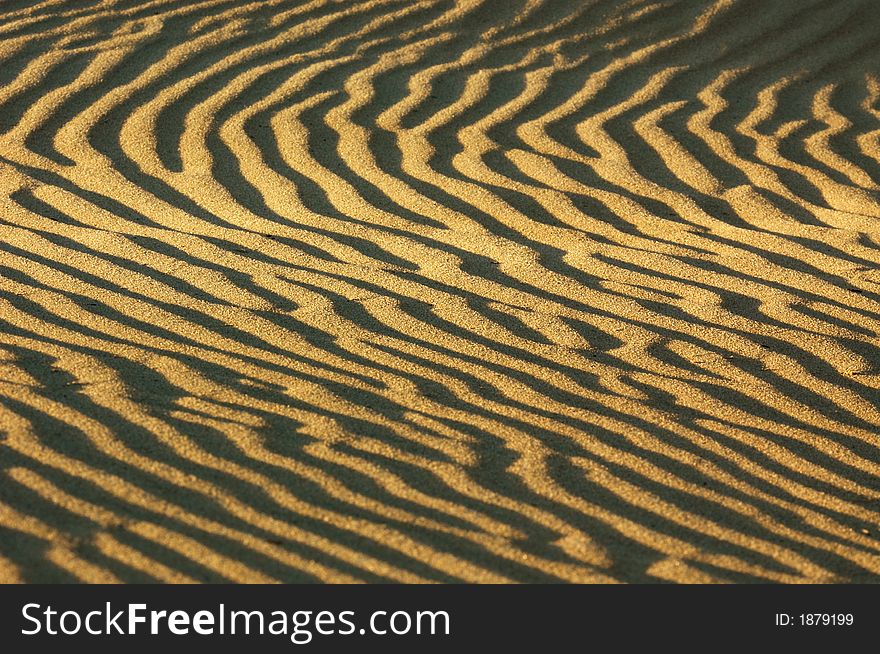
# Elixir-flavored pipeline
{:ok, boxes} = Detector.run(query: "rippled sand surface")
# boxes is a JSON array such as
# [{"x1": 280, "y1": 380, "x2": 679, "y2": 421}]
[{"x1": 1, "y1": 0, "x2": 880, "y2": 583}]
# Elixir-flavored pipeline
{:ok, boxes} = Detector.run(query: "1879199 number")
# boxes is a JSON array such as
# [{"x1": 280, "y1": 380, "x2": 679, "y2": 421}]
[{"x1": 799, "y1": 614, "x2": 853, "y2": 626}]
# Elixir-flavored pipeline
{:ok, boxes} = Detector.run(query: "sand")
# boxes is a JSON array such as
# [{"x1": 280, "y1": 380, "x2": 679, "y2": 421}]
[{"x1": 0, "y1": 0, "x2": 879, "y2": 583}]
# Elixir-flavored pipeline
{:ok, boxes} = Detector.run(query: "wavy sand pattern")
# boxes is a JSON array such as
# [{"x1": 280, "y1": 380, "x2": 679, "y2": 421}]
[{"x1": 1, "y1": 0, "x2": 879, "y2": 583}]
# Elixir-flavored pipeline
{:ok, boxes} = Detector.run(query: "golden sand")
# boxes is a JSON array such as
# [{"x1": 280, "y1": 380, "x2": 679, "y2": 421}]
[{"x1": 0, "y1": 0, "x2": 879, "y2": 583}]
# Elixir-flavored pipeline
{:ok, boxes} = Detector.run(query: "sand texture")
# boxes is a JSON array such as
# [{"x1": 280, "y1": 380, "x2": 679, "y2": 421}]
[{"x1": 1, "y1": 0, "x2": 880, "y2": 583}]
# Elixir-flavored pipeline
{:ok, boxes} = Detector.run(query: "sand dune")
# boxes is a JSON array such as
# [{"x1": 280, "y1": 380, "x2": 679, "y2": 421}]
[{"x1": 0, "y1": 0, "x2": 879, "y2": 583}]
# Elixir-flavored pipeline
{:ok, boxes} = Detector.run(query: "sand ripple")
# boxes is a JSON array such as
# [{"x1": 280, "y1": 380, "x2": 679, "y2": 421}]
[{"x1": 1, "y1": 0, "x2": 880, "y2": 582}]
